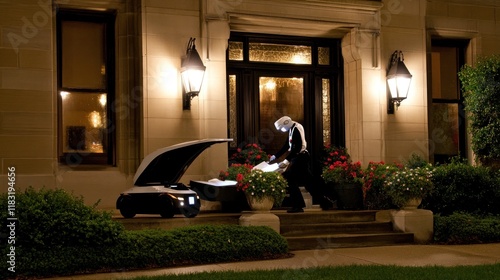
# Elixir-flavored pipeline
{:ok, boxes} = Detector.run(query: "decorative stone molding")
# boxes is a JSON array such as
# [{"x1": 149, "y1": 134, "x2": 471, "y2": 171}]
[{"x1": 205, "y1": 0, "x2": 382, "y2": 38}]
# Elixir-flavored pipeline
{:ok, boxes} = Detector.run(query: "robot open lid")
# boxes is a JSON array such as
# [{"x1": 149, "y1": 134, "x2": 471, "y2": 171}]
[{"x1": 116, "y1": 138, "x2": 232, "y2": 218}]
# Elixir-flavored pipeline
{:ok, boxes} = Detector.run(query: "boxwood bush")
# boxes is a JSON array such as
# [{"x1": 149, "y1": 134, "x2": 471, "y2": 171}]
[
  {"x1": 434, "y1": 212, "x2": 500, "y2": 244},
  {"x1": 0, "y1": 188, "x2": 289, "y2": 279},
  {"x1": 422, "y1": 159, "x2": 500, "y2": 244},
  {"x1": 4, "y1": 225, "x2": 288, "y2": 278},
  {"x1": 0, "y1": 187, "x2": 124, "y2": 249}
]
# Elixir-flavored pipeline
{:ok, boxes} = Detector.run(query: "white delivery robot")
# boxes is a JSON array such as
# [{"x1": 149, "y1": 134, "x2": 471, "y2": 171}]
[{"x1": 116, "y1": 139, "x2": 232, "y2": 218}]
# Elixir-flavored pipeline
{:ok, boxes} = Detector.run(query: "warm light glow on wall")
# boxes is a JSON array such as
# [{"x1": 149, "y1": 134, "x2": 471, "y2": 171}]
[{"x1": 155, "y1": 62, "x2": 178, "y2": 97}]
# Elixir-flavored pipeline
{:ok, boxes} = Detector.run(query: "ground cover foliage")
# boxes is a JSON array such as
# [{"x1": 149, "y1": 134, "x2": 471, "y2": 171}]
[{"x1": 0, "y1": 188, "x2": 289, "y2": 279}]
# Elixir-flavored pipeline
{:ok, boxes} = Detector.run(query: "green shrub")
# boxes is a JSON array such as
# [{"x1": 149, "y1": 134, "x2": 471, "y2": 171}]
[
  {"x1": 434, "y1": 212, "x2": 500, "y2": 244},
  {"x1": 0, "y1": 187, "x2": 289, "y2": 279},
  {"x1": 404, "y1": 153, "x2": 430, "y2": 169},
  {"x1": 2, "y1": 225, "x2": 288, "y2": 278},
  {"x1": 422, "y1": 159, "x2": 500, "y2": 216},
  {"x1": 458, "y1": 55, "x2": 500, "y2": 168},
  {"x1": 0, "y1": 187, "x2": 124, "y2": 249}
]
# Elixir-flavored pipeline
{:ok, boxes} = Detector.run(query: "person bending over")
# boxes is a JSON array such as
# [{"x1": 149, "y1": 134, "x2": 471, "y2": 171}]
[{"x1": 270, "y1": 116, "x2": 333, "y2": 213}]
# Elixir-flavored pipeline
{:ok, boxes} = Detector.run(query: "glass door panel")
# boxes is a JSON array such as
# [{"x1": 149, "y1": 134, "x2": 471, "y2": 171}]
[
  {"x1": 431, "y1": 103, "x2": 460, "y2": 162},
  {"x1": 259, "y1": 76, "x2": 304, "y2": 155}
]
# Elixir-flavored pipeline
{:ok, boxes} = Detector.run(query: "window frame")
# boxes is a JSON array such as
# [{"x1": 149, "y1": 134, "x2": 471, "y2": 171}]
[
  {"x1": 56, "y1": 9, "x2": 116, "y2": 166},
  {"x1": 429, "y1": 38, "x2": 468, "y2": 164}
]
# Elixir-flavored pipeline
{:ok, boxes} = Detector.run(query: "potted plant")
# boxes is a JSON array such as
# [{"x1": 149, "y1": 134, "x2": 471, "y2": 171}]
[
  {"x1": 322, "y1": 160, "x2": 364, "y2": 209},
  {"x1": 217, "y1": 163, "x2": 253, "y2": 211},
  {"x1": 384, "y1": 166, "x2": 434, "y2": 209},
  {"x1": 230, "y1": 143, "x2": 270, "y2": 166},
  {"x1": 241, "y1": 169, "x2": 288, "y2": 211}
]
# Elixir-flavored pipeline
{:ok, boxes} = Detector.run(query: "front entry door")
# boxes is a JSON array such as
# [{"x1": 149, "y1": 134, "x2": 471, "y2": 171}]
[{"x1": 226, "y1": 33, "x2": 344, "y2": 173}]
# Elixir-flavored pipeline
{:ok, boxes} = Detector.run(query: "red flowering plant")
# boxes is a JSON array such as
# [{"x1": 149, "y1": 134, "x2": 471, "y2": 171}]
[
  {"x1": 362, "y1": 161, "x2": 401, "y2": 209},
  {"x1": 218, "y1": 163, "x2": 253, "y2": 191},
  {"x1": 230, "y1": 143, "x2": 270, "y2": 166},
  {"x1": 218, "y1": 163, "x2": 287, "y2": 205},
  {"x1": 321, "y1": 145, "x2": 351, "y2": 168},
  {"x1": 322, "y1": 160, "x2": 364, "y2": 185}
]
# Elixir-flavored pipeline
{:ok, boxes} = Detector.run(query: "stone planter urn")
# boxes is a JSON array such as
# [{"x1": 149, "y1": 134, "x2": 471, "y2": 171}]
[
  {"x1": 401, "y1": 197, "x2": 422, "y2": 210},
  {"x1": 246, "y1": 193, "x2": 274, "y2": 212},
  {"x1": 240, "y1": 193, "x2": 280, "y2": 233}
]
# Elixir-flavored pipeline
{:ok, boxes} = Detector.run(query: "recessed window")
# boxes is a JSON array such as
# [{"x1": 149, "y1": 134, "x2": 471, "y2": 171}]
[
  {"x1": 429, "y1": 40, "x2": 468, "y2": 164},
  {"x1": 57, "y1": 10, "x2": 115, "y2": 165}
]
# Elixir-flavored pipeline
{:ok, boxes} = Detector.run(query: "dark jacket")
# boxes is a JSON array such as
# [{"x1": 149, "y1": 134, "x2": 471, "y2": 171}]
[{"x1": 274, "y1": 123, "x2": 306, "y2": 162}]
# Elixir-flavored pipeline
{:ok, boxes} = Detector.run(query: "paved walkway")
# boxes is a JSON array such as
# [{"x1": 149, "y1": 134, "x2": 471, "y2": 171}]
[{"x1": 47, "y1": 243, "x2": 500, "y2": 279}]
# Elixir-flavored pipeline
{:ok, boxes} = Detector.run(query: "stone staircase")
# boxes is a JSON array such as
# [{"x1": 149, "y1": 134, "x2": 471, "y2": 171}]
[
  {"x1": 116, "y1": 209, "x2": 414, "y2": 251},
  {"x1": 277, "y1": 210, "x2": 414, "y2": 250}
]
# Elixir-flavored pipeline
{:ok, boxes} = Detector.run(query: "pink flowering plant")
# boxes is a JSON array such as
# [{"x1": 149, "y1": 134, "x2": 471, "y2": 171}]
[
  {"x1": 322, "y1": 160, "x2": 364, "y2": 185},
  {"x1": 242, "y1": 169, "x2": 287, "y2": 205},
  {"x1": 230, "y1": 143, "x2": 270, "y2": 165},
  {"x1": 384, "y1": 166, "x2": 434, "y2": 208}
]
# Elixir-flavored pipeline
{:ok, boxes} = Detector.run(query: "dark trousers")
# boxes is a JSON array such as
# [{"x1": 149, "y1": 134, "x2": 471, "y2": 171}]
[{"x1": 282, "y1": 152, "x2": 325, "y2": 209}]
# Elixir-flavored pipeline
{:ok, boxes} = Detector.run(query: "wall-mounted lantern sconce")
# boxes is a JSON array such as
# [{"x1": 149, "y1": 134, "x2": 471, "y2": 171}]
[
  {"x1": 181, "y1": 37, "x2": 206, "y2": 110},
  {"x1": 387, "y1": 50, "x2": 412, "y2": 114}
]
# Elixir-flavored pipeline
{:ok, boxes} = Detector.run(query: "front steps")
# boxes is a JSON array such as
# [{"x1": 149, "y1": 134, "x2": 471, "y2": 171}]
[
  {"x1": 277, "y1": 210, "x2": 414, "y2": 250},
  {"x1": 116, "y1": 209, "x2": 414, "y2": 250}
]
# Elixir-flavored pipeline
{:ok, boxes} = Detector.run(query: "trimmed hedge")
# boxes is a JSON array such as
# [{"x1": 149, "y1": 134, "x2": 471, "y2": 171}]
[
  {"x1": 424, "y1": 160, "x2": 500, "y2": 244},
  {"x1": 4, "y1": 225, "x2": 288, "y2": 278},
  {"x1": 434, "y1": 212, "x2": 500, "y2": 244},
  {"x1": 423, "y1": 160, "x2": 500, "y2": 216},
  {"x1": 0, "y1": 188, "x2": 289, "y2": 279},
  {"x1": 0, "y1": 187, "x2": 124, "y2": 249}
]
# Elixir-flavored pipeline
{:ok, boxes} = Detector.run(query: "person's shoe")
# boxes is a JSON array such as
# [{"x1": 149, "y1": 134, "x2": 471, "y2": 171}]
[
  {"x1": 320, "y1": 196, "x2": 336, "y2": 210},
  {"x1": 287, "y1": 208, "x2": 304, "y2": 213}
]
